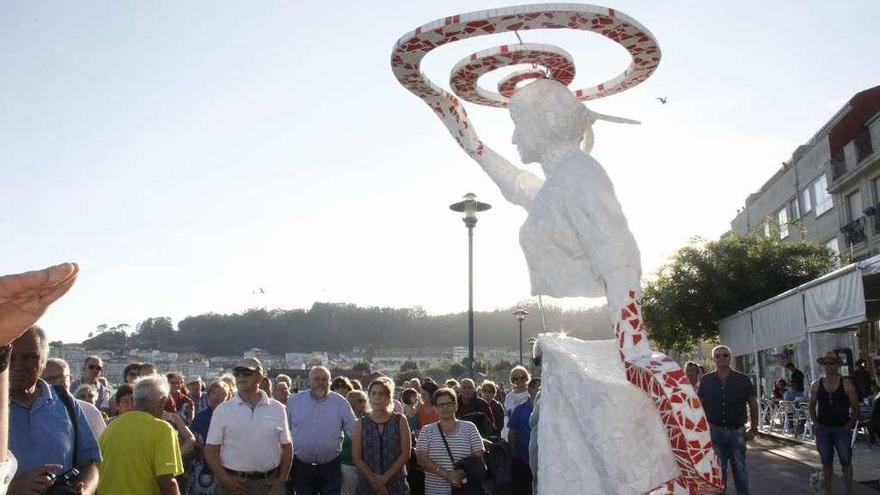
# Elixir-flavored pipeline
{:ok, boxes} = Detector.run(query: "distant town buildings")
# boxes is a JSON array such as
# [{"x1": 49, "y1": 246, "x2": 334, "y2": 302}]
[{"x1": 49, "y1": 342, "x2": 521, "y2": 386}]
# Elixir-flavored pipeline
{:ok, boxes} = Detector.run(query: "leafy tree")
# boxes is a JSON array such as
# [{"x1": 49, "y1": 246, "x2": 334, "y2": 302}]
[
  {"x1": 400, "y1": 360, "x2": 418, "y2": 372},
  {"x1": 353, "y1": 362, "x2": 371, "y2": 373},
  {"x1": 642, "y1": 234, "x2": 837, "y2": 353},
  {"x1": 448, "y1": 363, "x2": 467, "y2": 377},
  {"x1": 83, "y1": 329, "x2": 128, "y2": 352}
]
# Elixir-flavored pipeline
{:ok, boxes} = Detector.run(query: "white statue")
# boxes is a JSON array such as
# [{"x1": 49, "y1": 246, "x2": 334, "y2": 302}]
[{"x1": 474, "y1": 79, "x2": 644, "y2": 346}]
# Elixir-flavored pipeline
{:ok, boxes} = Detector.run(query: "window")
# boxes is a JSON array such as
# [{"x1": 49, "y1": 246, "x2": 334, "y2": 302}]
[
  {"x1": 802, "y1": 187, "x2": 812, "y2": 214},
  {"x1": 790, "y1": 198, "x2": 800, "y2": 220},
  {"x1": 777, "y1": 207, "x2": 789, "y2": 239},
  {"x1": 825, "y1": 237, "x2": 840, "y2": 257},
  {"x1": 814, "y1": 175, "x2": 832, "y2": 216},
  {"x1": 873, "y1": 177, "x2": 880, "y2": 206},
  {"x1": 846, "y1": 190, "x2": 863, "y2": 222}
]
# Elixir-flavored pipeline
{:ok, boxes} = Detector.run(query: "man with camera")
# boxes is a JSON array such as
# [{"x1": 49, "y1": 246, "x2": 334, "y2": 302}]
[
  {"x1": 9, "y1": 326, "x2": 101, "y2": 494},
  {"x1": 0, "y1": 263, "x2": 80, "y2": 495}
]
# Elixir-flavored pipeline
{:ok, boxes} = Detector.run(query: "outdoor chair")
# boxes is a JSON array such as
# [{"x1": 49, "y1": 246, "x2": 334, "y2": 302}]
[
  {"x1": 851, "y1": 404, "x2": 873, "y2": 448},
  {"x1": 780, "y1": 401, "x2": 798, "y2": 435},
  {"x1": 759, "y1": 398, "x2": 775, "y2": 430},
  {"x1": 770, "y1": 400, "x2": 787, "y2": 433},
  {"x1": 796, "y1": 402, "x2": 813, "y2": 440}
]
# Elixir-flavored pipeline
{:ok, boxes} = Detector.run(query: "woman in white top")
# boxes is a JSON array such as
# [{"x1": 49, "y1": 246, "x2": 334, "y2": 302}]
[
  {"x1": 502, "y1": 366, "x2": 531, "y2": 439},
  {"x1": 416, "y1": 388, "x2": 484, "y2": 495}
]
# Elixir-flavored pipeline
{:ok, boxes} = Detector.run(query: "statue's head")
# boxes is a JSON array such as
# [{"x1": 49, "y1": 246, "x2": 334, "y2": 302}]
[
  {"x1": 509, "y1": 79, "x2": 588, "y2": 164},
  {"x1": 509, "y1": 79, "x2": 640, "y2": 163}
]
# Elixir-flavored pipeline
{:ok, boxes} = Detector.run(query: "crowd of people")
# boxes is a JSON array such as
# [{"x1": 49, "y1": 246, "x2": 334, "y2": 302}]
[
  {"x1": 7, "y1": 318, "x2": 542, "y2": 495},
  {"x1": 3, "y1": 265, "x2": 879, "y2": 495}
]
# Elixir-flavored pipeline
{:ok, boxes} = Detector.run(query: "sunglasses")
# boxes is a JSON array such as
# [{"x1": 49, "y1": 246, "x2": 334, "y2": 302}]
[
  {"x1": 88, "y1": 364, "x2": 103, "y2": 371},
  {"x1": 234, "y1": 369, "x2": 256, "y2": 377},
  {"x1": 127, "y1": 371, "x2": 139, "y2": 377},
  {"x1": 511, "y1": 376, "x2": 527, "y2": 381},
  {"x1": 714, "y1": 353, "x2": 730, "y2": 358}
]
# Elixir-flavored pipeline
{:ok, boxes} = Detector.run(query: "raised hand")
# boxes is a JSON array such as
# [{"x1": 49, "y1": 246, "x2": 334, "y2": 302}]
[{"x1": 0, "y1": 263, "x2": 78, "y2": 346}]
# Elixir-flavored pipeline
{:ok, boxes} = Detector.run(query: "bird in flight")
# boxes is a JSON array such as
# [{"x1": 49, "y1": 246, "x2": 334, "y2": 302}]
[
  {"x1": 656, "y1": 97, "x2": 667, "y2": 104},
  {"x1": 253, "y1": 288, "x2": 265, "y2": 295}
]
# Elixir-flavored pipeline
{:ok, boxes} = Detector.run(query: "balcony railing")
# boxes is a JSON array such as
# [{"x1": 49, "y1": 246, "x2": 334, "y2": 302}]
[
  {"x1": 855, "y1": 127, "x2": 874, "y2": 164},
  {"x1": 842, "y1": 217, "x2": 867, "y2": 246},
  {"x1": 871, "y1": 206, "x2": 880, "y2": 234},
  {"x1": 831, "y1": 151, "x2": 847, "y2": 180}
]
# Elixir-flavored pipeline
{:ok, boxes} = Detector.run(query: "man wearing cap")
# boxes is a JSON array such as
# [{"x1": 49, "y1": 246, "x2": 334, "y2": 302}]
[
  {"x1": 205, "y1": 357, "x2": 293, "y2": 495},
  {"x1": 187, "y1": 375, "x2": 210, "y2": 416},
  {"x1": 809, "y1": 351, "x2": 860, "y2": 495},
  {"x1": 288, "y1": 366, "x2": 357, "y2": 495},
  {"x1": 697, "y1": 345, "x2": 758, "y2": 495}
]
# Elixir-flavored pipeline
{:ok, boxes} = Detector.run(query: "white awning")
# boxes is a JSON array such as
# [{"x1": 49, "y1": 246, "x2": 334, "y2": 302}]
[
  {"x1": 718, "y1": 312, "x2": 754, "y2": 356},
  {"x1": 804, "y1": 266, "x2": 865, "y2": 333},
  {"x1": 752, "y1": 292, "x2": 806, "y2": 350},
  {"x1": 718, "y1": 257, "x2": 876, "y2": 353}
]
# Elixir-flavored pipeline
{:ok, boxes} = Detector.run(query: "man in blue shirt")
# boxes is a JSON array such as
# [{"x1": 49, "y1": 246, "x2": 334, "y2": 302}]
[
  {"x1": 508, "y1": 377, "x2": 540, "y2": 495},
  {"x1": 10, "y1": 326, "x2": 101, "y2": 494},
  {"x1": 288, "y1": 366, "x2": 356, "y2": 495}
]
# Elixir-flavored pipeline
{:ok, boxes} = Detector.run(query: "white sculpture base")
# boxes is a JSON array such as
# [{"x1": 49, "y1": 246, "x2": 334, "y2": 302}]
[{"x1": 538, "y1": 334, "x2": 680, "y2": 494}]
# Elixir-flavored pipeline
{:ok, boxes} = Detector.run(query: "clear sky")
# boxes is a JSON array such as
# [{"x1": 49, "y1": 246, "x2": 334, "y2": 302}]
[{"x1": 2, "y1": 1, "x2": 879, "y2": 343}]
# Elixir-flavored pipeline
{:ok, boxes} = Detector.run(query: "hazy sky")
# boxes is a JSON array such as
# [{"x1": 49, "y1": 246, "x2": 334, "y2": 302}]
[{"x1": 3, "y1": 1, "x2": 879, "y2": 343}]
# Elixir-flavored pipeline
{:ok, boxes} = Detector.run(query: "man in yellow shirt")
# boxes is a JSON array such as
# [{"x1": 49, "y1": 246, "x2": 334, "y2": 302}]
[{"x1": 98, "y1": 374, "x2": 184, "y2": 495}]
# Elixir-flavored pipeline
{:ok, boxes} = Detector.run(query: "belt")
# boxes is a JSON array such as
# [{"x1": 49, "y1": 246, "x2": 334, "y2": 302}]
[
  {"x1": 295, "y1": 455, "x2": 339, "y2": 467},
  {"x1": 226, "y1": 466, "x2": 279, "y2": 480},
  {"x1": 709, "y1": 423, "x2": 744, "y2": 429}
]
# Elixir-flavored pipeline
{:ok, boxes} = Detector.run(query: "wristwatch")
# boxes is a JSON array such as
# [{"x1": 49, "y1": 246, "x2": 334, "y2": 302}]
[{"x1": 0, "y1": 345, "x2": 11, "y2": 373}]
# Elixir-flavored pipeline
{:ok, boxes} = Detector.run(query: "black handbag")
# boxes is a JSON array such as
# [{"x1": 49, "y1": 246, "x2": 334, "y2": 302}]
[{"x1": 438, "y1": 424, "x2": 487, "y2": 495}]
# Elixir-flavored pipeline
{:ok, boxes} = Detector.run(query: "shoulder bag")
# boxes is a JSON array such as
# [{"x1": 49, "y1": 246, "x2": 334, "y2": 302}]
[{"x1": 438, "y1": 423, "x2": 487, "y2": 495}]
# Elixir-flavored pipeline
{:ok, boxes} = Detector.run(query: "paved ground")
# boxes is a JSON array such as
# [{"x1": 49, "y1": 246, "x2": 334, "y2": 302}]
[{"x1": 745, "y1": 435, "x2": 879, "y2": 494}]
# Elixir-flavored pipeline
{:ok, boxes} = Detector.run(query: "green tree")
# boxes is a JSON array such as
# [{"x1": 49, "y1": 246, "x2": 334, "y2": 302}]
[
  {"x1": 642, "y1": 234, "x2": 837, "y2": 353},
  {"x1": 353, "y1": 362, "x2": 371, "y2": 373},
  {"x1": 400, "y1": 360, "x2": 418, "y2": 372},
  {"x1": 448, "y1": 363, "x2": 466, "y2": 377}
]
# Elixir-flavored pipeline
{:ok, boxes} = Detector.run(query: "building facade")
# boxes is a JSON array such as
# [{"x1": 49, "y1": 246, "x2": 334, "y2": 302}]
[
  {"x1": 725, "y1": 85, "x2": 880, "y2": 261},
  {"x1": 721, "y1": 85, "x2": 880, "y2": 394}
]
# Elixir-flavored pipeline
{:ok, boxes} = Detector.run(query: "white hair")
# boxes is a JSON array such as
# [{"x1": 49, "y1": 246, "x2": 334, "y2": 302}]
[
  {"x1": 45, "y1": 357, "x2": 70, "y2": 373},
  {"x1": 73, "y1": 384, "x2": 96, "y2": 401},
  {"x1": 133, "y1": 375, "x2": 170, "y2": 405}
]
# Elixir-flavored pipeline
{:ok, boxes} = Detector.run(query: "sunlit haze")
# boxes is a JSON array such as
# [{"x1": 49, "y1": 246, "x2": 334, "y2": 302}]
[{"x1": 2, "y1": 1, "x2": 879, "y2": 342}]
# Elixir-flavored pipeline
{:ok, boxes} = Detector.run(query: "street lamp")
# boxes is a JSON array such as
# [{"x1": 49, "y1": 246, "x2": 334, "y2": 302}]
[
  {"x1": 450, "y1": 192, "x2": 491, "y2": 379},
  {"x1": 512, "y1": 308, "x2": 530, "y2": 364}
]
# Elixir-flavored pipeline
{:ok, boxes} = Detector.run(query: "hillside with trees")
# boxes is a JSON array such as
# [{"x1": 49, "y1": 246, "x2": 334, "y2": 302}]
[{"x1": 82, "y1": 302, "x2": 611, "y2": 355}]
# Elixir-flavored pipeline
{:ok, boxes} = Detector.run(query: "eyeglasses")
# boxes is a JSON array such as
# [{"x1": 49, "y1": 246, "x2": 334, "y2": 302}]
[
  {"x1": 233, "y1": 369, "x2": 256, "y2": 377},
  {"x1": 435, "y1": 401, "x2": 455, "y2": 407},
  {"x1": 714, "y1": 354, "x2": 730, "y2": 359},
  {"x1": 88, "y1": 364, "x2": 103, "y2": 371}
]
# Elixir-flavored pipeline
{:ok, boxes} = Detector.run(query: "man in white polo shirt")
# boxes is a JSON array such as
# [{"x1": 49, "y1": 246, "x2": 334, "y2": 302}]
[{"x1": 205, "y1": 357, "x2": 293, "y2": 495}]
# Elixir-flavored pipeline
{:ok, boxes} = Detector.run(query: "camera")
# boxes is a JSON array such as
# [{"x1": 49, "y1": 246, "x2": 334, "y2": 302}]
[{"x1": 46, "y1": 467, "x2": 80, "y2": 495}]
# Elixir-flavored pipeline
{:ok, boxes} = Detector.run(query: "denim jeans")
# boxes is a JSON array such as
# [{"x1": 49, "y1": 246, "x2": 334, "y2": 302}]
[
  {"x1": 709, "y1": 425, "x2": 748, "y2": 495},
  {"x1": 815, "y1": 425, "x2": 852, "y2": 466},
  {"x1": 292, "y1": 456, "x2": 342, "y2": 495}
]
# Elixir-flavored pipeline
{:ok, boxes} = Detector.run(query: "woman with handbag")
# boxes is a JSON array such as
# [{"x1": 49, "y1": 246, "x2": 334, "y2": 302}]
[{"x1": 415, "y1": 388, "x2": 485, "y2": 495}]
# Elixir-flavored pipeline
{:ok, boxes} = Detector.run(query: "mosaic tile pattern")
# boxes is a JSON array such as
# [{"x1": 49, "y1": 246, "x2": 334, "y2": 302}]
[
  {"x1": 617, "y1": 291, "x2": 724, "y2": 494},
  {"x1": 450, "y1": 43, "x2": 575, "y2": 107},
  {"x1": 498, "y1": 68, "x2": 550, "y2": 98},
  {"x1": 390, "y1": 4, "x2": 661, "y2": 158}
]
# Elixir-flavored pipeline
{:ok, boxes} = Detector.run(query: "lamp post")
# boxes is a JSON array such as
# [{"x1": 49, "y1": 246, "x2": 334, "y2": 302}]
[
  {"x1": 512, "y1": 308, "x2": 530, "y2": 364},
  {"x1": 450, "y1": 192, "x2": 491, "y2": 379}
]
